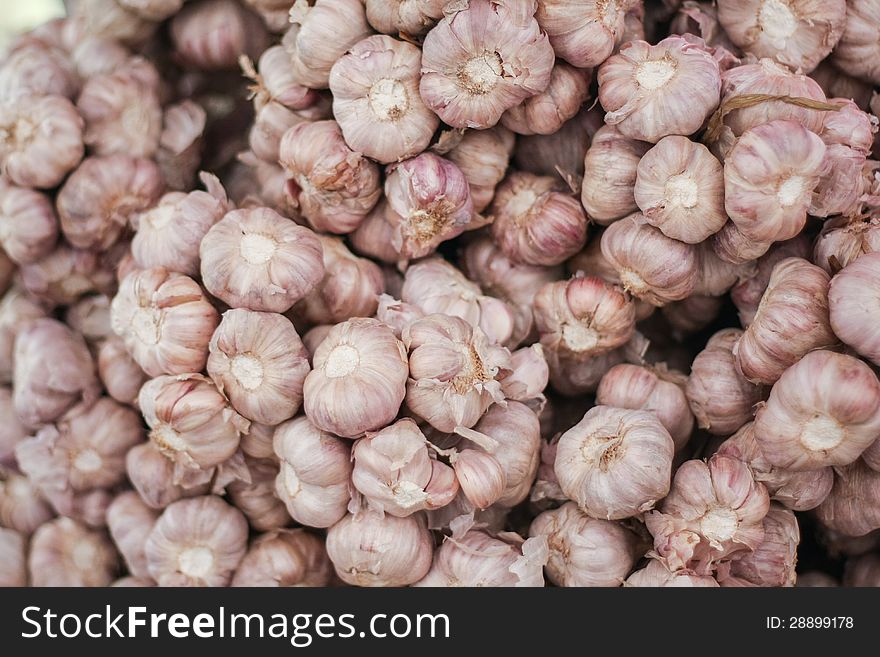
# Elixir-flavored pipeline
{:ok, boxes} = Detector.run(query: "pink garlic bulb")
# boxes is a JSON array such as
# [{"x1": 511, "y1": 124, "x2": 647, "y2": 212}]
[
  {"x1": 0, "y1": 288, "x2": 46, "y2": 383},
  {"x1": 132, "y1": 172, "x2": 229, "y2": 277},
  {"x1": 597, "y1": 364, "x2": 693, "y2": 451},
  {"x1": 241, "y1": 0, "x2": 295, "y2": 32},
  {"x1": 499, "y1": 344, "x2": 549, "y2": 403},
  {"x1": 419, "y1": 0, "x2": 555, "y2": 129},
  {"x1": 383, "y1": 153, "x2": 474, "y2": 260},
  {"x1": 753, "y1": 350, "x2": 880, "y2": 471},
  {"x1": 327, "y1": 511, "x2": 434, "y2": 587},
  {"x1": 0, "y1": 468, "x2": 54, "y2": 535},
  {"x1": 814, "y1": 216, "x2": 880, "y2": 275},
  {"x1": 600, "y1": 213, "x2": 698, "y2": 306},
  {"x1": 598, "y1": 36, "x2": 721, "y2": 143},
  {"x1": 126, "y1": 442, "x2": 211, "y2": 510},
  {"x1": 232, "y1": 530, "x2": 331, "y2": 587},
  {"x1": 646, "y1": 454, "x2": 770, "y2": 572},
  {"x1": 0, "y1": 528, "x2": 26, "y2": 586},
  {"x1": 490, "y1": 172, "x2": 588, "y2": 266},
  {"x1": 545, "y1": 344, "x2": 627, "y2": 397},
  {"x1": 626, "y1": 558, "x2": 719, "y2": 587},
  {"x1": 829, "y1": 252, "x2": 880, "y2": 365},
  {"x1": 157, "y1": 100, "x2": 207, "y2": 192},
  {"x1": 245, "y1": 46, "x2": 318, "y2": 112},
  {"x1": 97, "y1": 337, "x2": 148, "y2": 405},
  {"x1": 535, "y1": 0, "x2": 635, "y2": 68},
  {"x1": 106, "y1": 491, "x2": 159, "y2": 578},
  {"x1": 352, "y1": 418, "x2": 458, "y2": 516},
  {"x1": 112, "y1": 576, "x2": 156, "y2": 586},
  {"x1": 501, "y1": 63, "x2": 591, "y2": 136},
  {"x1": 555, "y1": 406, "x2": 674, "y2": 519},
  {"x1": 145, "y1": 495, "x2": 248, "y2": 587},
  {"x1": 65, "y1": 294, "x2": 112, "y2": 344},
  {"x1": 712, "y1": 221, "x2": 773, "y2": 265},
  {"x1": 443, "y1": 126, "x2": 515, "y2": 212},
  {"x1": 365, "y1": 0, "x2": 446, "y2": 37},
  {"x1": 686, "y1": 329, "x2": 764, "y2": 436},
  {"x1": 279, "y1": 120, "x2": 381, "y2": 234},
  {"x1": 634, "y1": 135, "x2": 726, "y2": 243},
  {"x1": 0, "y1": 43, "x2": 79, "y2": 102},
  {"x1": 816, "y1": 460, "x2": 880, "y2": 536},
  {"x1": 375, "y1": 295, "x2": 424, "y2": 340},
  {"x1": 0, "y1": 389, "x2": 28, "y2": 464},
  {"x1": 693, "y1": 241, "x2": 751, "y2": 297},
  {"x1": 735, "y1": 258, "x2": 836, "y2": 385},
  {"x1": 28, "y1": 517, "x2": 118, "y2": 587},
  {"x1": 530, "y1": 501, "x2": 639, "y2": 587},
  {"x1": 0, "y1": 182, "x2": 58, "y2": 265},
  {"x1": 330, "y1": 35, "x2": 439, "y2": 164},
  {"x1": 273, "y1": 416, "x2": 352, "y2": 528},
  {"x1": 717, "y1": 423, "x2": 833, "y2": 512},
  {"x1": 227, "y1": 457, "x2": 291, "y2": 532},
  {"x1": 580, "y1": 125, "x2": 650, "y2": 225},
  {"x1": 69, "y1": 36, "x2": 131, "y2": 79},
  {"x1": 0, "y1": 94, "x2": 84, "y2": 190},
  {"x1": 304, "y1": 318, "x2": 408, "y2": 438},
  {"x1": 670, "y1": 1, "x2": 739, "y2": 51},
  {"x1": 200, "y1": 207, "x2": 324, "y2": 313},
  {"x1": 19, "y1": 244, "x2": 117, "y2": 306},
  {"x1": 207, "y1": 309, "x2": 310, "y2": 426},
  {"x1": 832, "y1": 0, "x2": 880, "y2": 84},
  {"x1": 249, "y1": 101, "x2": 306, "y2": 164},
  {"x1": 13, "y1": 318, "x2": 99, "y2": 429},
  {"x1": 724, "y1": 120, "x2": 827, "y2": 244},
  {"x1": 110, "y1": 268, "x2": 219, "y2": 377},
  {"x1": 57, "y1": 154, "x2": 163, "y2": 251},
  {"x1": 717, "y1": 0, "x2": 845, "y2": 74},
  {"x1": 170, "y1": 0, "x2": 268, "y2": 71},
  {"x1": 239, "y1": 422, "x2": 276, "y2": 461}
]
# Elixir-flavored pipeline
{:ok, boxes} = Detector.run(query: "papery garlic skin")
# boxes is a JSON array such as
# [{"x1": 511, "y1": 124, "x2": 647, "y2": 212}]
[
  {"x1": 580, "y1": 125, "x2": 650, "y2": 225},
  {"x1": 273, "y1": 416, "x2": 352, "y2": 528},
  {"x1": 500, "y1": 344, "x2": 549, "y2": 403},
  {"x1": 529, "y1": 501, "x2": 639, "y2": 587},
  {"x1": 207, "y1": 309, "x2": 309, "y2": 426},
  {"x1": 598, "y1": 36, "x2": 721, "y2": 143},
  {"x1": 70, "y1": 36, "x2": 131, "y2": 80},
  {"x1": 555, "y1": 406, "x2": 674, "y2": 519},
  {"x1": 816, "y1": 461, "x2": 880, "y2": 537},
  {"x1": 330, "y1": 35, "x2": 439, "y2": 164},
  {"x1": 535, "y1": 0, "x2": 634, "y2": 69},
  {"x1": 227, "y1": 457, "x2": 291, "y2": 532},
  {"x1": 111, "y1": 268, "x2": 219, "y2": 377},
  {"x1": 832, "y1": 0, "x2": 880, "y2": 84},
  {"x1": 625, "y1": 558, "x2": 719, "y2": 587},
  {"x1": 443, "y1": 126, "x2": 515, "y2": 213},
  {"x1": 829, "y1": 252, "x2": 880, "y2": 366},
  {"x1": 0, "y1": 183, "x2": 58, "y2": 265},
  {"x1": 232, "y1": 530, "x2": 331, "y2": 587},
  {"x1": 200, "y1": 207, "x2": 324, "y2": 313},
  {"x1": 419, "y1": 0, "x2": 555, "y2": 130},
  {"x1": 145, "y1": 496, "x2": 248, "y2": 587},
  {"x1": 170, "y1": 0, "x2": 268, "y2": 71},
  {"x1": 126, "y1": 442, "x2": 210, "y2": 510},
  {"x1": 106, "y1": 491, "x2": 159, "y2": 578},
  {"x1": 0, "y1": 527, "x2": 26, "y2": 586},
  {"x1": 501, "y1": 63, "x2": 591, "y2": 136},
  {"x1": 0, "y1": 289, "x2": 46, "y2": 384},
  {"x1": 97, "y1": 337, "x2": 148, "y2": 406},
  {"x1": 717, "y1": 0, "x2": 845, "y2": 74},
  {"x1": 634, "y1": 136, "x2": 725, "y2": 243},
  {"x1": 693, "y1": 241, "x2": 751, "y2": 297},
  {"x1": 327, "y1": 511, "x2": 433, "y2": 587},
  {"x1": 28, "y1": 517, "x2": 118, "y2": 587},
  {"x1": 753, "y1": 350, "x2": 880, "y2": 471},
  {"x1": 735, "y1": 258, "x2": 836, "y2": 385},
  {"x1": 0, "y1": 468, "x2": 54, "y2": 535},
  {"x1": 365, "y1": 0, "x2": 446, "y2": 37},
  {"x1": 814, "y1": 216, "x2": 880, "y2": 275}
]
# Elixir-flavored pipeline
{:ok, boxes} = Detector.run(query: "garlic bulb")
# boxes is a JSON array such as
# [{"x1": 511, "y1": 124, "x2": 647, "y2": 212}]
[
  {"x1": 0, "y1": 468, "x2": 54, "y2": 535},
  {"x1": 126, "y1": 442, "x2": 210, "y2": 510},
  {"x1": 535, "y1": 0, "x2": 635, "y2": 68},
  {"x1": 501, "y1": 63, "x2": 591, "y2": 136},
  {"x1": 693, "y1": 240, "x2": 751, "y2": 297},
  {"x1": 529, "y1": 501, "x2": 639, "y2": 587},
  {"x1": 815, "y1": 460, "x2": 880, "y2": 537},
  {"x1": 97, "y1": 337, "x2": 148, "y2": 405},
  {"x1": 28, "y1": 517, "x2": 118, "y2": 587},
  {"x1": 232, "y1": 530, "x2": 331, "y2": 587},
  {"x1": 662, "y1": 295, "x2": 723, "y2": 339},
  {"x1": 239, "y1": 421, "x2": 276, "y2": 461},
  {"x1": 0, "y1": 44, "x2": 79, "y2": 102},
  {"x1": 829, "y1": 252, "x2": 880, "y2": 365},
  {"x1": 500, "y1": 344, "x2": 549, "y2": 403},
  {"x1": 555, "y1": 406, "x2": 674, "y2": 519},
  {"x1": 516, "y1": 108, "x2": 602, "y2": 182},
  {"x1": 69, "y1": 35, "x2": 130, "y2": 81},
  {"x1": 170, "y1": 0, "x2": 268, "y2": 71},
  {"x1": 419, "y1": 0, "x2": 555, "y2": 129},
  {"x1": 832, "y1": 0, "x2": 880, "y2": 84},
  {"x1": 0, "y1": 288, "x2": 46, "y2": 384},
  {"x1": 326, "y1": 511, "x2": 434, "y2": 587},
  {"x1": 626, "y1": 558, "x2": 719, "y2": 587},
  {"x1": 735, "y1": 258, "x2": 836, "y2": 385},
  {"x1": 598, "y1": 36, "x2": 721, "y2": 143},
  {"x1": 814, "y1": 216, "x2": 880, "y2": 275},
  {"x1": 273, "y1": 416, "x2": 352, "y2": 528},
  {"x1": 19, "y1": 244, "x2": 116, "y2": 306},
  {"x1": 365, "y1": 0, "x2": 446, "y2": 37},
  {"x1": 145, "y1": 495, "x2": 248, "y2": 587},
  {"x1": 249, "y1": 101, "x2": 307, "y2": 164},
  {"x1": 0, "y1": 182, "x2": 58, "y2": 265},
  {"x1": 245, "y1": 46, "x2": 318, "y2": 112},
  {"x1": 106, "y1": 491, "x2": 159, "y2": 578},
  {"x1": 110, "y1": 268, "x2": 219, "y2": 377},
  {"x1": 443, "y1": 126, "x2": 515, "y2": 212},
  {"x1": 200, "y1": 207, "x2": 324, "y2": 313},
  {"x1": 157, "y1": 100, "x2": 207, "y2": 192},
  {"x1": 0, "y1": 528, "x2": 26, "y2": 586},
  {"x1": 718, "y1": 505, "x2": 799, "y2": 587},
  {"x1": 227, "y1": 457, "x2": 291, "y2": 532},
  {"x1": 712, "y1": 221, "x2": 773, "y2": 265},
  {"x1": 580, "y1": 125, "x2": 650, "y2": 225},
  {"x1": 330, "y1": 35, "x2": 439, "y2": 164},
  {"x1": 0, "y1": 389, "x2": 28, "y2": 464},
  {"x1": 65, "y1": 295, "x2": 112, "y2": 344}
]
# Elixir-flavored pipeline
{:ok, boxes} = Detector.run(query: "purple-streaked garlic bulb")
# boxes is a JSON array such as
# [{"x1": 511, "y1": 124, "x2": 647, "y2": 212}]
[
  {"x1": 227, "y1": 457, "x2": 291, "y2": 532},
  {"x1": 501, "y1": 63, "x2": 591, "y2": 136},
  {"x1": 626, "y1": 558, "x2": 719, "y2": 587},
  {"x1": 535, "y1": 0, "x2": 635, "y2": 69},
  {"x1": 829, "y1": 252, "x2": 880, "y2": 365},
  {"x1": 28, "y1": 517, "x2": 118, "y2": 587},
  {"x1": 580, "y1": 125, "x2": 650, "y2": 225},
  {"x1": 0, "y1": 182, "x2": 58, "y2": 266},
  {"x1": 231, "y1": 529, "x2": 331, "y2": 587},
  {"x1": 443, "y1": 126, "x2": 516, "y2": 213},
  {"x1": 170, "y1": 0, "x2": 269, "y2": 71},
  {"x1": 106, "y1": 491, "x2": 159, "y2": 578},
  {"x1": 815, "y1": 460, "x2": 880, "y2": 537}
]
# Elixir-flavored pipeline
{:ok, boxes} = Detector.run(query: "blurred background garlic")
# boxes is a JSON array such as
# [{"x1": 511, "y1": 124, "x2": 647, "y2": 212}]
[
  {"x1": 580, "y1": 125, "x2": 649, "y2": 225},
  {"x1": 829, "y1": 252, "x2": 880, "y2": 365},
  {"x1": 28, "y1": 517, "x2": 118, "y2": 586},
  {"x1": 106, "y1": 490, "x2": 158, "y2": 579},
  {"x1": 231, "y1": 529, "x2": 331, "y2": 587},
  {"x1": 0, "y1": 181, "x2": 58, "y2": 266}
]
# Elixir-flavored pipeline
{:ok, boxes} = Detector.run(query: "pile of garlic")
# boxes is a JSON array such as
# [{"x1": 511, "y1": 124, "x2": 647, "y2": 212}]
[{"x1": 1, "y1": 0, "x2": 880, "y2": 588}]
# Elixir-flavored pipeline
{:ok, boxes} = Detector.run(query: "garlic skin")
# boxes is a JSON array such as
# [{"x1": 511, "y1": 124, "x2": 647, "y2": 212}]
[
  {"x1": 601, "y1": 214, "x2": 698, "y2": 306},
  {"x1": 232, "y1": 530, "x2": 331, "y2": 587},
  {"x1": 634, "y1": 136, "x2": 725, "y2": 243},
  {"x1": 829, "y1": 252, "x2": 880, "y2": 366},
  {"x1": 816, "y1": 461, "x2": 880, "y2": 537},
  {"x1": 0, "y1": 389, "x2": 28, "y2": 464},
  {"x1": 57, "y1": 155, "x2": 163, "y2": 251},
  {"x1": 717, "y1": 0, "x2": 845, "y2": 74},
  {"x1": 0, "y1": 289, "x2": 46, "y2": 384},
  {"x1": 106, "y1": 491, "x2": 159, "y2": 578},
  {"x1": 13, "y1": 318, "x2": 99, "y2": 430},
  {"x1": 735, "y1": 258, "x2": 836, "y2": 385},
  {"x1": 693, "y1": 241, "x2": 751, "y2": 297},
  {"x1": 139, "y1": 374, "x2": 248, "y2": 479},
  {"x1": 126, "y1": 442, "x2": 210, "y2": 510},
  {"x1": 111, "y1": 268, "x2": 219, "y2": 377},
  {"x1": 97, "y1": 337, "x2": 148, "y2": 406},
  {"x1": 670, "y1": 1, "x2": 740, "y2": 51},
  {"x1": 0, "y1": 528, "x2": 26, "y2": 586},
  {"x1": 0, "y1": 468, "x2": 54, "y2": 535},
  {"x1": 404, "y1": 314, "x2": 510, "y2": 433},
  {"x1": 500, "y1": 344, "x2": 549, "y2": 403},
  {"x1": 207, "y1": 309, "x2": 310, "y2": 426},
  {"x1": 718, "y1": 423, "x2": 833, "y2": 512},
  {"x1": 170, "y1": 0, "x2": 269, "y2": 71},
  {"x1": 686, "y1": 329, "x2": 764, "y2": 436},
  {"x1": 535, "y1": 0, "x2": 634, "y2": 69},
  {"x1": 330, "y1": 35, "x2": 439, "y2": 164},
  {"x1": 0, "y1": 182, "x2": 58, "y2": 265},
  {"x1": 227, "y1": 457, "x2": 291, "y2": 532},
  {"x1": 365, "y1": 0, "x2": 446, "y2": 37},
  {"x1": 28, "y1": 517, "x2": 118, "y2": 587},
  {"x1": 327, "y1": 511, "x2": 434, "y2": 587},
  {"x1": 529, "y1": 501, "x2": 639, "y2": 587},
  {"x1": 157, "y1": 100, "x2": 207, "y2": 192},
  {"x1": 626, "y1": 558, "x2": 719, "y2": 587},
  {"x1": 132, "y1": 172, "x2": 229, "y2": 277},
  {"x1": 501, "y1": 63, "x2": 591, "y2": 136},
  {"x1": 491, "y1": 172, "x2": 588, "y2": 267},
  {"x1": 724, "y1": 120, "x2": 827, "y2": 244},
  {"x1": 200, "y1": 207, "x2": 324, "y2": 313},
  {"x1": 753, "y1": 350, "x2": 880, "y2": 471},
  {"x1": 19, "y1": 244, "x2": 117, "y2": 307},
  {"x1": 815, "y1": 216, "x2": 880, "y2": 276},
  {"x1": 580, "y1": 125, "x2": 650, "y2": 225},
  {"x1": 0, "y1": 94, "x2": 83, "y2": 190},
  {"x1": 145, "y1": 495, "x2": 248, "y2": 587},
  {"x1": 419, "y1": 0, "x2": 555, "y2": 130},
  {"x1": 646, "y1": 455, "x2": 770, "y2": 572},
  {"x1": 597, "y1": 364, "x2": 693, "y2": 451},
  {"x1": 273, "y1": 416, "x2": 352, "y2": 528},
  {"x1": 279, "y1": 120, "x2": 381, "y2": 234},
  {"x1": 375, "y1": 295, "x2": 424, "y2": 340},
  {"x1": 598, "y1": 36, "x2": 721, "y2": 143},
  {"x1": 712, "y1": 221, "x2": 773, "y2": 265},
  {"x1": 555, "y1": 406, "x2": 674, "y2": 520},
  {"x1": 443, "y1": 126, "x2": 515, "y2": 212},
  {"x1": 832, "y1": 0, "x2": 880, "y2": 84}
]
